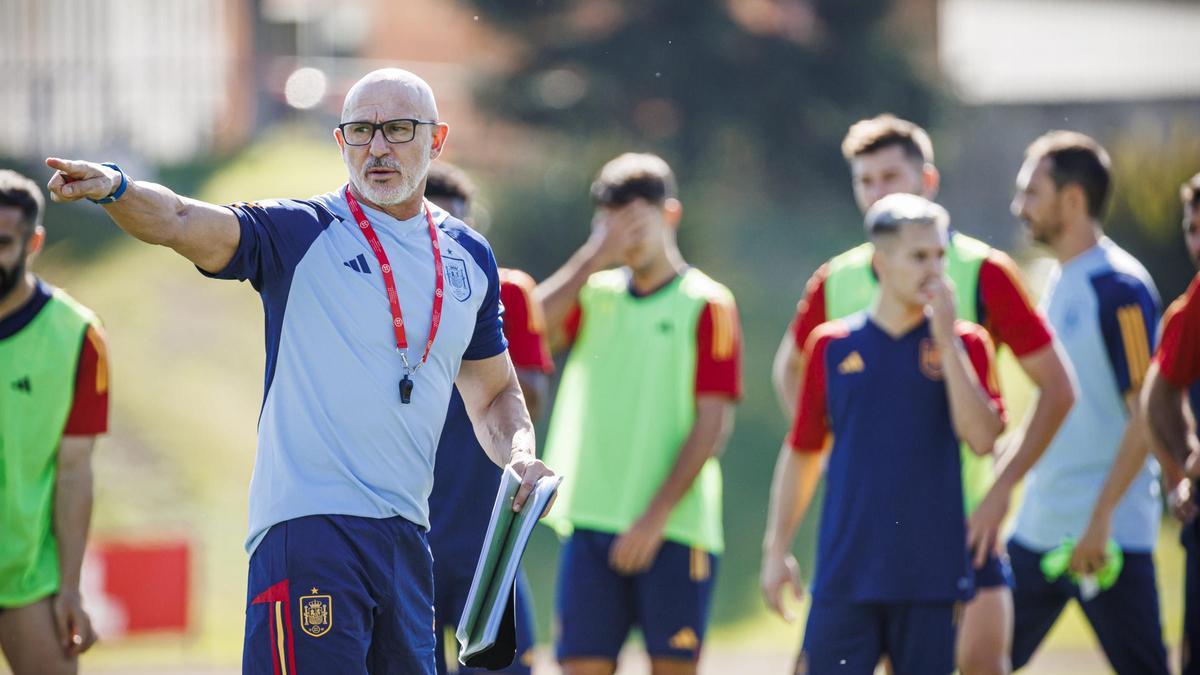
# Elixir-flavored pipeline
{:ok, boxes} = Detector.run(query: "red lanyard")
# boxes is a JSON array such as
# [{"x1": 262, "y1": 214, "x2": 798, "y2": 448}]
[{"x1": 344, "y1": 185, "x2": 444, "y2": 377}]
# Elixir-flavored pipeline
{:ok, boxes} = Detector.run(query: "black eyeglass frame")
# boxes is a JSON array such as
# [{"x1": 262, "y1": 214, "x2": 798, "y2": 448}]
[{"x1": 337, "y1": 118, "x2": 439, "y2": 146}]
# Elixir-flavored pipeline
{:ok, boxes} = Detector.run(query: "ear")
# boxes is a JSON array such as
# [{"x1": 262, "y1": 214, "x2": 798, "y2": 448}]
[
  {"x1": 870, "y1": 245, "x2": 888, "y2": 281},
  {"x1": 1061, "y1": 183, "x2": 1087, "y2": 218},
  {"x1": 921, "y1": 163, "x2": 940, "y2": 200},
  {"x1": 663, "y1": 198, "x2": 683, "y2": 229},
  {"x1": 26, "y1": 225, "x2": 46, "y2": 258},
  {"x1": 430, "y1": 123, "x2": 450, "y2": 159},
  {"x1": 334, "y1": 127, "x2": 346, "y2": 153}
]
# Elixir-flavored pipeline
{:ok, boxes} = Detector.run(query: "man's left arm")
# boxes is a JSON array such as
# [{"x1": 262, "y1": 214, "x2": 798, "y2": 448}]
[
  {"x1": 609, "y1": 396, "x2": 735, "y2": 574},
  {"x1": 457, "y1": 352, "x2": 555, "y2": 515},
  {"x1": 54, "y1": 436, "x2": 98, "y2": 656},
  {"x1": 968, "y1": 254, "x2": 1077, "y2": 566},
  {"x1": 609, "y1": 299, "x2": 741, "y2": 574},
  {"x1": 1071, "y1": 274, "x2": 1159, "y2": 575},
  {"x1": 1143, "y1": 281, "x2": 1200, "y2": 521},
  {"x1": 53, "y1": 324, "x2": 108, "y2": 655},
  {"x1": 1071, "y1": 389, "x2": 1152, "y2": 574}
]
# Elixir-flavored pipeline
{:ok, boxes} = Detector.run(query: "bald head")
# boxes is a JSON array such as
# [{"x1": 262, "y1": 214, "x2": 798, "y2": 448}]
[{"x1": 341, "y1": 69, "x2": 439, "y2": 123}]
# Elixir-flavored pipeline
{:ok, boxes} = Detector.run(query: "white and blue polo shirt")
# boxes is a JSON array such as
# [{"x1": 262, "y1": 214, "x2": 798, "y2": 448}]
[
  {"x1": 1013, "y1": 237, "x2": 1161, "y2": 553},
  {"x1": 202, "y1": 189, "x2": 507, "y2": 553}
]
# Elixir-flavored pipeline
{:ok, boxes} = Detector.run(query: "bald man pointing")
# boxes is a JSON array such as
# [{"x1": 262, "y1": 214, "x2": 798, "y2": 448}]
[{"x1": 46, "y1": 69, "x2": 554, "y2": 673}]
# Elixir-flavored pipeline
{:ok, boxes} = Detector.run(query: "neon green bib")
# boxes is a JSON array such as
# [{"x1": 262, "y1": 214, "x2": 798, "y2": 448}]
[
  {"x1": 542, "y1": 268, "x2": 732, "y2": 553},
  {"x1": 0, "y1": 288, "x2": 97, "y2": 606},
  {"x1": 823, "y1": 233, "x2": 993, "y2": 513}
]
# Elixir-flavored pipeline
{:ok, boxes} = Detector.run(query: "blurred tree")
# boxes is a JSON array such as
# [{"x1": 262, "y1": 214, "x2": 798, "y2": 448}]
[
  {"x1": 457, "y1": 0, "x2": 943, "y2": 630},
  {"x1": 462, "y1": 0, "x2": 937, "y2": 196},
  {"x1": 1107, "y1": 114, "x2": 1200, "y2": 300}
]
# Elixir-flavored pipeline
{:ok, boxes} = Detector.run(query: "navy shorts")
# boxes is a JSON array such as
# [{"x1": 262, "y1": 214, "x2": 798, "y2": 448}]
[
  {"x1": 975, "y1": 551, "x2": 1014, "y2": 589},
  {"x1": 433, "y1": 559, "x2": 535, "y2": 674},
  {"x1": 1008, "y1": 538, "x2": 1168, "y2": 674},
  {"x1": 799, "y1": 598, "x2": 957, "y2": 675},
  {"x1": 1182, "y1": 519, "x2": 1200, "y2": 674},
  {"x1": 242, "y1": 514, "x2": 436, "y2": 675},
  {"x1": 556, "y1": 529, "x2": 717, "y2": 662}
]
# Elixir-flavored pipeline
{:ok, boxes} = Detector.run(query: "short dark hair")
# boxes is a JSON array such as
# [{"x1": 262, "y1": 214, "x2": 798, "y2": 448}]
[
  {"x1": 1025, "y1": 131, "x2": 1112, "y2": 219},
  {"x1": 863, "y1": 193, "x2": 949, "y2": 241},
  {"x1": 0, "y1": 170, "x2": 44, "y2": 237},
  {"x1": 841, "y1": 114, "x2": 934, "y2": 165},
  {"x1": 424, "y1": 161, "x2": 475, "y2": 206},
  {"x1": 590, "y1": 153, "x2": 677, "y2": 207},
  {"x1": 1181, "y1": 172, "x2": 1200, "y2": 211}
]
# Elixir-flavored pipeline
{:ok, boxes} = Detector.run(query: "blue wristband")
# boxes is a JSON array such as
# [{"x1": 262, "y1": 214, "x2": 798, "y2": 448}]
[{"x1": 90, "y1": 163, "x2": 128, "y2": 204}]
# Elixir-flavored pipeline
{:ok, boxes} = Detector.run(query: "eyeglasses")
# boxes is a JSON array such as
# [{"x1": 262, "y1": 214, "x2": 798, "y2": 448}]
[{"x1": 337, "y1": 118, "x2": 438, "y2": 146}]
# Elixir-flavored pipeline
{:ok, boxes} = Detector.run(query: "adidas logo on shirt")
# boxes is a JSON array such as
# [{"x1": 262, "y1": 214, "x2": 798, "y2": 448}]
[
  {"x1": 11, "y1": 376, "x2": 31, "y2": 393},
  {"x1": 838, "y1": 351, "x2": 865, "y2": 374},
  {"x1": 343, "y1": 253, "x2": 372, "y2": 274}
]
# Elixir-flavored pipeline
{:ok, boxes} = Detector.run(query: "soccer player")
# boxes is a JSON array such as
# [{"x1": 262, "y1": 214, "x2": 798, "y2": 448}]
[
  {"x1": 537, "y1": 153, "x2": 741, "y2": 675},
  {"x1": 770, "y1": 114, "x2": 1074, "y2": 675},
  {"x1": 0, "y1": 170, "x2": 107, "y2": 674},
  {"x1": 761, "y1": 193, "x2": 1006, "y2": 675},
  {"x1": 1142, "y1": 172, "x2": 1200, "y2": 675},
  {"x1": 45, "y1": 69, "x2": 554, "y2": 674},
  {"x1": 1007, "y1": 131, "x2": 1168, "y2": 673},
  {"x1": 425, "y1": 162, "x2": 553, "y2": 674}
]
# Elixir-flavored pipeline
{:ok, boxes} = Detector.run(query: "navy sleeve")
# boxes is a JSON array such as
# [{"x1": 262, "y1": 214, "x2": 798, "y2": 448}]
[
  {"x1": 446, "y1": 221, "x2": 508, "y2": 360},
  {"x1": 1091, "y1": 271, "x2": 1161, "y2": 394},
  {"x1": 199, "y1": 200, "x2": 334, "y2": 292}
]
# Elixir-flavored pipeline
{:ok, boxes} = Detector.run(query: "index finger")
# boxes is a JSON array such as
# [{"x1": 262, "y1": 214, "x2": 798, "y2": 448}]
[
  {"x1": 45, "y1": 157, "x2": 91, "y2": 175},
  {"x1": 511, "y1": 474, "x2": 536, "y2": 512}
]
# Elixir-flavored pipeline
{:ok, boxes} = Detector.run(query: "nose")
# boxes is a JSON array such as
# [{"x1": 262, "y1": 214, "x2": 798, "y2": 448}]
[
  {"x1": 368, "y1": 128, "x2": 390, "y2": 156},
  {"x1": 1010, "y1": 194, "x2": 1024, "y2": 219}
]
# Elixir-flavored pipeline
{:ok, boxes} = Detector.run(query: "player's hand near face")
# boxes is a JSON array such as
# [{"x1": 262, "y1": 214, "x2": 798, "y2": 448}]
[
  {"x1": 760, "y1": 552, "x2": 803, "y2": 622},
  {"x1": 587, "y1": 202, "x2": 652, "y2": 268},
  {"x1": 924, "y1": 275, "x2": 958, "y2": 345},
  {"x1": 609, "y1": 511, "x2": 667, "y2": 575}
]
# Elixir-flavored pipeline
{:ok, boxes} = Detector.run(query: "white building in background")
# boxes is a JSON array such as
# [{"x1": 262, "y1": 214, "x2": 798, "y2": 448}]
[
  {"x1": 939, "y1": 0, "x2": 1200, "y2": 105},
  {"x1": 0, "y1": 0, "x2": 251, "y2": 162}
]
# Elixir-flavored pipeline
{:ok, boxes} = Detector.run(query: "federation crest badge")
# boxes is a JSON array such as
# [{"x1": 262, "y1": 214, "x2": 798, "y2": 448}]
[
  {"x1": 919, "y1": 338, "x2": 944, "y2": 381},
  {"x1": 299, "y1": 590, "x2": 333, "y2": 637},
  {"x1": 443, "y1": 256, "x2": 472, "y2": 302}
]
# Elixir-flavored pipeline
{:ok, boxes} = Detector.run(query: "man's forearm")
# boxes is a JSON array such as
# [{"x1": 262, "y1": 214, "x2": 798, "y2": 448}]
[
  {"x1": 99, "y1": 180, "x2": 194, "y2": 246},
  {"x1": 1090, "y1": 392, "x2": 1153, "y2": 522},
  {"x1": 47, "y1": 158, "x2": 239, "y2": 272},
  {"x1": 639, "y1": 400, "x2": 734, "y2": 524},
  {"x1": 1145, "y1": 367, "x2": 1197, "y2": 470},
  {"x1": 474, "y1": 380, "x2": 537, "y2": 468},
  {"x1": 534, "y1": 244, "x2": 604, "y2": 349},
  {"x1": 994, "y1": 348, "x2": 1075, "y2": 491},
  {"x1": 54, "y1": 454, "x2": 94, "y2": 593},
  {"x1": 771, "y1": 333, "x2": 802, "y2": 418},
  {"x1": 763, "y1": 445, "x2": 824, "y2": 557},
  {"x1": 940, "y1": 338, "x2": 1003, "y2": 455}
]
